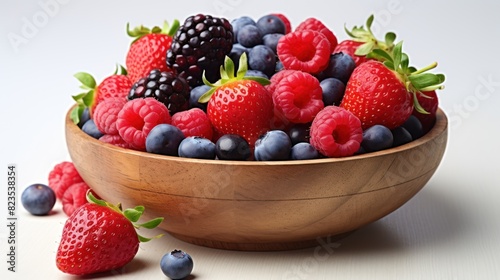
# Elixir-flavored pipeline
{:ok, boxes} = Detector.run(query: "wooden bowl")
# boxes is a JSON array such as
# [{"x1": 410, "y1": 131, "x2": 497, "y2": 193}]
[{"x1": 65, "y1": 107, "x2": 448, "y2": 251}]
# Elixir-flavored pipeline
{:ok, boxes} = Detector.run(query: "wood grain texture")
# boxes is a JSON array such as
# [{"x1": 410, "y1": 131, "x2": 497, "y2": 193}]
[{"x1": 65, "y1": 107, "x2": 448, "y2": 251}]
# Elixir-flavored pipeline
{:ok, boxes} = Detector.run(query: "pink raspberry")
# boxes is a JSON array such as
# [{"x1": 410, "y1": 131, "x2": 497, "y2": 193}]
[
  {"x1": 277, "y1": 30, "x2": 331, "y2": 74},
  {"x1": 309, "y1": 106, "x2": 362, "y2": 157},
  {"x1": 171, "y1": 108, "x2": 213, "y2": 140},
  {"x1": 295, "y1": 17, "x2": 338, "y2": 52},
  {"x1": 99, "y1": 134, "x2": 134, "y2": 149},
  {"x1": 61, "y1": 181, "x2": 90, "y2": 216},
  {"x1": 116, "y1": 98, "x2": 171, "y2": 151},
  {"x1": 273, "y1": 71, "x2": 324, "y2": 124},
  {"x1": 266, "y1": 69, "x2": 299, "y2": 96},
  {"x1": 48, "y1": 161, "x2": 84, "y2": 200},
  {"x1": 92, "y1": 97, "x2": 127, "y2": 135}
]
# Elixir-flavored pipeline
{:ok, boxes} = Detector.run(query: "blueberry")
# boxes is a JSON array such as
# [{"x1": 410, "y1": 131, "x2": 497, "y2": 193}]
[
  {"x1": 248, "y1": 45, "x2": 276, "y2": 78},
  {"x1": 262, "y1": 33, "x2": 284, "y2": 54},
  {"x1": 275, "y1": 61, "x2": 284, "y2": 72},
  {"x1": 21, "y1": 184, "x2": 56, "y2": 216},
  {"x1": 402, "y1": 115, "x2": 424, "y2": 140},
  {"x1": 145, "y1": 124, "x2": 185, "y2": 156},
  {"x1": 256, "y1": 14, "x2": 286, "y2": 36},
  {"x1": 178, "y1": 136, "x2": 216, "y2": 159},
  {"x1": 361, "y1": 125, "x2": 394, "y2": 152},
  {"x1": 392, "y1": 126, "x2": 413, "y2": 147},
  {"x1": 254, "y1": 130, "x2": 292, "y2": 161},
  {"x1": 320, "y1": 78, "x2": 345, "y2": 106},
  {"x1": 245, "y1": 69, "x2": 268, "y2": 79},
  {"x1": 237, "y1": 25, "x2": 262, "y2": 48},
  {"x1": 82, "y1": 119, "x2": 104, "y2": 139},
  {"x1": 291, "y1": 142, "x2": 319, "y2": 160},
  {"x1": 287, "y1": 123, "x2": 311, "y2": 145},
  {"x1": 317, "y1": 52, "x2": 356, "y2": 84},
  {"x1": 215, "y1": 134, "x2": 251, "y2": 161},
  {"x1": 189, "y1": 85, "x2": 211, "y2": 111},
  {"x1": 160, "y1": 249, "x2": 194, "y2": 280},
  {"x1": 77, "y1": 107, "x2": 90, "y2": 128},
  {"x1": 229, "y1": 43, "x2": 250, "y2": 73},
  {"x1": 231, "y1": 16, "x2": 256, "y2": 43}
]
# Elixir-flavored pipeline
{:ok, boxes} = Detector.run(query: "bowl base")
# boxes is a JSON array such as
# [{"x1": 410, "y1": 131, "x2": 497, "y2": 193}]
[{"x1": 169, "y1": 231, "x2": 354, "y2": 251}]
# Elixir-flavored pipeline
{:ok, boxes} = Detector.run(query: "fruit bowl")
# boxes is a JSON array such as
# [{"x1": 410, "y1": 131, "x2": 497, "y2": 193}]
[{"x1": 65, "y1": 106, "x2": 448, "y2": 251}]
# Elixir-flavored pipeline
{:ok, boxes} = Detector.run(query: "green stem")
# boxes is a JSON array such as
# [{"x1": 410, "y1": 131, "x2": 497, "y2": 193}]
[{"x1": 410, "y1": 62, "x2": 438, "y2": 75}]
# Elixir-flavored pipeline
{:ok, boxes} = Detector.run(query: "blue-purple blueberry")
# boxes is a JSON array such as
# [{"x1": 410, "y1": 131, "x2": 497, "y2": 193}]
[
  {"x1": 189, "y1": 85, "x2": 211, "y2": 111},
  {"x1": 231, "y1": 16, "x2": 256, "y2": 43},
  {"x1": 391, "y1": 126, "x2": 413, "y2": 147},
  {"x1": 248, "y1": 45, "x2": 276, "y2": 78},
  {"x1": 215, "y1": 134, "x2": 251, "y2": 161},
  {"x1": 287, "y1": 123, "x2": 311, "y2": 145},
  {"x1": 256, "y1": 14, "x2": 286, "y2": 36},
  {"x1": 160, "y1": 249, "x2": 194, "y2": 280},
  {"x1": 178, "y1": 136, "x2": 216, "y2": 159},
  {"x1": 21, "y1": 184, "x2": 56, "y2": 216},
  {"x1": 320, "y1": 78, "x2": 345, "y2": 106},
  {"x1": 237, "y1": 25, "x2": 262, "y2": 48},
  {"x1": 317, "y1": 52, "x2": 356, "y2": 84},
  {"x1": 262, "y1": 33, "x2": 284, "y2": 54},
  {"x1": 361, "y1": 125, "x2": 394, "y2": 152},
  {"x1": 291, "y1": 142, "x2": 320, "y2": 160},
  {"x1": 402, "y1": 115, "x2": 424, "y2": 140},
  {"x1": 254, "y1": 130, "x2": 292, "y2": 161},
  {"x1": 82, "y1": 119, "x2": 104, "y2": 139},
  {"x1": 145, "y1": 124, "x2": 185, "y2": 156}
]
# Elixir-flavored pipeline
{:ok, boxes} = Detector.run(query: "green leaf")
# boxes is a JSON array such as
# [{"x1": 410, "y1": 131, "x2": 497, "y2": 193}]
[
  {"x1": 368, "y1": 49, "x2": 393, "y2": 63},
  {"x1": 74, "y1": 72, "x2": 96, "y2": 89},
  {"x1": 224, "y1": 56, "x2": 235, "y2": 80},
  {"x1": 72, "y1": 92, "x2": 87, "y2": 102},
  {"x1": 383, "y1": 60, "x2": 395, "y2": 70},
  {"x1": 124, "y1": 208, "x2": 143, "y2": 222},
  {"x1": 87, "y1": 191, "x2": 108, "y2": 207},
  {"x1": 244, "y1": 76, "x2": 271, "y2": 86},
  {"x1": 401, "y1": 53, "x2": 409, "y2": 73},
  {"x1": 198, "y1": 87, "x2": 217, "y2": 103},
  {"x1": 436, "y1": 73, "x2": 446, "y2": 83},
  {"x1": 344, "y1": 24, "x2": 356, "y2": 39},
  {"x1": 236, "y1": 52, "x2": 248, "y2": 79},
  {"x1": 82, "y1": 90, "x2": 95, "y2": 107},
  {"x1": 70, "y1": 105, "x2": 83, "y2": 124},
  {"x1": 165, "y1": 19, "x2": 180, "y2": 37},
  {"x1": 392, "y1": 41, "x2": 403, "y2": 70},
  {"x1": 137, "y1": 233, "x2": 164, "y2": 243},
  {"x1": 366, "y1": 14, "x2": 374, "y2": 31},
  {"x1": 385, "y1": 32, "x2": 396, "y2": 46},
  {"x1": 408, "y1": 73, "x2": 442, "y2": 90},
  {"x1": 413, "y1": 92, "x2": 429, "y2": 114},
  {"x1": 137, "y1": 217, "x2": 164, "y2": 229},
  {"x1": 355, "y1": 41, "x2": 375, "y2": 56}
]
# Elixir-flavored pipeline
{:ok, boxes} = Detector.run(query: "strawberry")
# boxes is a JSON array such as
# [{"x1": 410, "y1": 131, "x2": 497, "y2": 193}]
[
  {"x1": 199, "y1": 53, "x2": 273, "y2": 147},
  {"x1": 335, "y1": 15, "x2": 396, "y2": 66},
  {"x1": 413, "y1": 90, "x2": 439, "y2": 133},
  {"x1": 56, "y1": 192, "x2": 163, "y2": 275},
  {"x1": 70, "y1": 65, "x2": 132, "y2": 124},
  {"x1": 341, "y1": 41, "x2": 445, "y2": 129},
  {"x1": 125, "y1": 20, "x2": 179, "y2": 84}
]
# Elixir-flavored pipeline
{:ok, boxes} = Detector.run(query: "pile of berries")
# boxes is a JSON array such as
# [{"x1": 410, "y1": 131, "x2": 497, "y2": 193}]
[{"x1": 71, "y1": 14, "x2": 444, "y2": 161}]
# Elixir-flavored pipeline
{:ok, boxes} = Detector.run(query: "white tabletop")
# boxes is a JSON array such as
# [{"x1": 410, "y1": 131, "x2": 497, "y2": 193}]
[{"x1": 1, "y1": 0, "x2": 500, "y2": 279}]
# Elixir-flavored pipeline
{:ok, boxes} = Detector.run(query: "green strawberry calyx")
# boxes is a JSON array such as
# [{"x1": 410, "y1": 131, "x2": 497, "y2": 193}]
[
  {"x1": 345, "y1": 14, "x2": 396, "y2": 56},
  {"x1": 368, "y1": 41, "x2": 445, "y2": 114},
  {"x1": 70, "y1": 65, "x2": 127, "y2": 124},
  {"x1": 198, "y1": 53, "x2": 270, "y2": 103},
  {"x1": 126, "y1": 20, "x2": 180, "y2": 44},
  {"x1": 86, "y1": 191, "x2": 164, "y2": 243}
]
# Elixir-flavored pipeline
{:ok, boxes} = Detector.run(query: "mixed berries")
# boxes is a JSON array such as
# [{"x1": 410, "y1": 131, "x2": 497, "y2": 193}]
[{"x1": 70, "y1": 13, "x2": 444, "y2": 162}]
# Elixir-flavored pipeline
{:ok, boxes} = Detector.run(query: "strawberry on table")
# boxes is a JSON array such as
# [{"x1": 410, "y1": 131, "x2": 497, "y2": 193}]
[
  {"x1": 56, "y1": 192, "x2": 164, "y2": 275},
  {"x1": 199, "y1": 53, "x2": 274, "y2": 148},
  {"x1": 125, "y1": 20, "x2": 179, "y2": 84},
  {"x1": 70, "y1": 65, "x2": 132, "y2": 124},
  {"x1": 340, "y1": 41, "x2": 445, "y2": 129}
]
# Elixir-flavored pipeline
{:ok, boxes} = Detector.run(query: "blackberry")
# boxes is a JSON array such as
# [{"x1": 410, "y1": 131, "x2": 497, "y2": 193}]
[
  {"x1": 166, "y1": 14, "x2": 233, "y2": 88},
  {"x1": 128, "y1": 69, "x2": 190, "y2": 115}
]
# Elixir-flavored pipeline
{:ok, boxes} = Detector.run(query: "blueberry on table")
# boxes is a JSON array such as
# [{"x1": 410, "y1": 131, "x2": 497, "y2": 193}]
[
  {"x1": 254, "y1": 130, "x2": 292, "y2": 161},
  {"x1": 160, "y1": 249, "x2": 194, "y2": 280},
  {"x1": 178, "y1": 136, "x2": 216, "y2": 160},
  {"x1": 215, "y1": 134, "x2": 251, "y2": 161},
  {"x1": 361, "y1": 125, "x2": 394, "y2": 152},
  {"x1": 21, "y1": 184, "x2": 56, "y2": 216}
]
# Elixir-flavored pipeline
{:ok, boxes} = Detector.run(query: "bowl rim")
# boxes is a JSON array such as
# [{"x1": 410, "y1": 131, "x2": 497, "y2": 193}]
[{"x1": 66, "y1": 106, "x2": 448, "y2": 166}]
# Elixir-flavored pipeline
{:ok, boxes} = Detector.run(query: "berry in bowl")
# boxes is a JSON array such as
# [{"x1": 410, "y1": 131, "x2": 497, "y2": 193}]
[{"x1": 65, "y1": 14, "x2": 447, "y2": 251}]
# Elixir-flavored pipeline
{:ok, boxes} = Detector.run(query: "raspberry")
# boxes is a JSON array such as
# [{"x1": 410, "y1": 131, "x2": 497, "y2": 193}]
[
  {"x1": 295, "y1": 17, "x2": 338, "y2": 52},
  {"x1": 93, "y1": 97, "x2": 127, "y2": 135},
  {"x1": 171, "y1": 108, "x2": 213, "y2": 140},
  {"x1": 61, "y1": 182, "x2": 90, "y2": 216},
  {"x1": 116, "y1": 98, "x2": 171, "y2": 151},
  {"x1": 272, "y1": 71, "x2": 324, "y2": 124},
  {"x1": 99, "y1": 134, "x2": 133, "y2": 149},
  {"x1": 272, "y1": 13, "x2": 292, "y2": 34},
  {"x1": 266, "y1": 69, "x2": 299, "y2": 96},
  {"x1": 277, "y1": 30, "x2": 330, "y2": 74},
  {"x1": 309, "y1": 106, "x2": 363, "y2": 157},
  {"x1": 48, "y1": 161, "x2": 84, "y2": 200}
]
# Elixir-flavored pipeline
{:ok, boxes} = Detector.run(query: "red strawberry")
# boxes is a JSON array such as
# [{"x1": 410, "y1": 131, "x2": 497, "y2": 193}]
[
  {"x1": 56, "y1": 192, "x2": 163, "y2": 275},
  {"x1": 199, "y1": 53, "x2": 274, "y2": 147},
  {"x1": 125, "y1": 20, "x2": 179, "y2": 84},
  {"x1": 341, "y1": 42, "x2": 445, "y2": 129},
  {"x1": 70, "y1": 66, "x2": 132, "y2": 124},
  {"x1": 413, "y1": 90, "x2": 438, "y2": 133}
]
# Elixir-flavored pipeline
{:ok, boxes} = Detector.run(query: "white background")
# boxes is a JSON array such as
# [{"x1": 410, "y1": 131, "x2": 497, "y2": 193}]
[{"x1": 1, "y1": 0, "x2": 500, "y2": 279}]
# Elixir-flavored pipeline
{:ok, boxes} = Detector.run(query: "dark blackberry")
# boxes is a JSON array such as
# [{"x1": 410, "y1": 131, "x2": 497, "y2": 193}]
[
  {"x1": 128, "y1": 69, "x2": 190, "y2": 115},
  {"x1": 166, "y1": 14, "x2": 233, "y2": 88}
]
